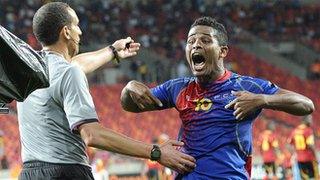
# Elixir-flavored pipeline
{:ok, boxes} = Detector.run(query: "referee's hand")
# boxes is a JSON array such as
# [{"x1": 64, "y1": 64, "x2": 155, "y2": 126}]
[
  {"x1": 112, "y1": 37, "x2": 140, "y2": 59},
  {"x1": 158, "y1": 140, "x2": 196, "y2": 174}
]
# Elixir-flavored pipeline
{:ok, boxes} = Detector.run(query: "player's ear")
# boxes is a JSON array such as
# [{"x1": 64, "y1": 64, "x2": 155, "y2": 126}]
[
  {"x1": 219, "y1": 46, "x2": 228, "y2": 58},
  {"x1": 60, "y1": 26, "x2": 71, "y2": 41}
]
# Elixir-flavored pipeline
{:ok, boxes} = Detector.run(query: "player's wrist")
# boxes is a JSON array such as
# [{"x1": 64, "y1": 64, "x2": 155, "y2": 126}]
[
  {"x1": 259, "y1": 94, "x2": 269, "y2": 109},
  {"x1": 108, "y1": 45, "x2": 120, "y2": 63}
]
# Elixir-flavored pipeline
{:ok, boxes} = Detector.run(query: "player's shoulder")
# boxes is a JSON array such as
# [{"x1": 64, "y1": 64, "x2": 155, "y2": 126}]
[
  {"x1": 230, "y1": 73, "x2": 274, "y2": 87},
  {"x1": 162, "y1": 77, "x2": 195, "y2": 87},
  {"x1": 231, "y1": 73, "x2": 269, "y2": 82},
  {"x1": 175, "y1": 77, "x2": 195, "y2": 83}
]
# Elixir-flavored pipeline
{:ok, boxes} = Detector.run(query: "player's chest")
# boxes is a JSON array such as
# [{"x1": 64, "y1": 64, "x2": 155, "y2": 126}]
[{"x1": 175, "y1": 87, "x2": 235, "y2": 115}]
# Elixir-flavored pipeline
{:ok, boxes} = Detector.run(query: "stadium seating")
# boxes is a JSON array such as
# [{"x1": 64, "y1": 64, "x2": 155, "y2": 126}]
[{"x1": 227, "y1": 1, "x2": 320, "y2": 52}]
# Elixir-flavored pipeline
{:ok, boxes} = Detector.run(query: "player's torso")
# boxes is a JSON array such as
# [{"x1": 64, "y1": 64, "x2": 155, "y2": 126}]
[
  {"x1": 174, "y1": 75, "x2": 259, "y2": 154},
  {"x1": 173, "y1": 74, "x2": 258, "y2": 179}
]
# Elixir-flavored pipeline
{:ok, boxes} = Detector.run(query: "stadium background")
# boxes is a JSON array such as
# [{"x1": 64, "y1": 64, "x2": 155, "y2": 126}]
[{"x1": 0, "y1": 0, "x2": 320, "y2": 179}]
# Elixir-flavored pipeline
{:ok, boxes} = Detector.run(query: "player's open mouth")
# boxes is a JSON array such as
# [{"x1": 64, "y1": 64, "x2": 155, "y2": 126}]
[{"x1": 192, "y1": 53, "x2": 206, "y2": 71}]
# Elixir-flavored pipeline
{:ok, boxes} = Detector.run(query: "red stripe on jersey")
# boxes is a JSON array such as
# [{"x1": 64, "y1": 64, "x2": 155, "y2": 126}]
[{"x1": 245, "y1": 156, "x2": 252, "y2": 178}]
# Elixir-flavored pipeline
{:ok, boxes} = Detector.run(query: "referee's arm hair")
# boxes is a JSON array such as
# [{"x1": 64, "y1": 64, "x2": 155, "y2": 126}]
[{"x1": 78, "y1": 122, "x2": 196, "y2": 174}]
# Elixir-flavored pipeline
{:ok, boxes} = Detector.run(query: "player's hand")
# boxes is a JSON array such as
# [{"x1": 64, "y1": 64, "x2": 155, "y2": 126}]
[
  {"x1": 158, "y1": 140, "x2": 196, "y2": 174},
  {"x1": 225, "y1": 91, "x2": 266, "y2": 120},
  {"x1": 112, "y1": 37, "x2": 140, "y2": 59},
  {"x1": 126, "y1": 80, "x2": 163, "y2": 110}
]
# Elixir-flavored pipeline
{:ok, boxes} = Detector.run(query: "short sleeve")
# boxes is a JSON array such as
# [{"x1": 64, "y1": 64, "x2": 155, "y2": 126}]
[
  {"x1": 257, "y1": 79, "x2": 279, "y2": 95},
  {"x1": 245, "y1": 77, "x2": 279, "y2": 95},
  {"x1": 60, "y1": 66, "x2": 98, "y2": 133},
  {"x1": 235, "y1": 76, "x2": 279, "y2": 95},
  {"x1": 151, "y1": 80, "x2": 175, "y2": 109}
]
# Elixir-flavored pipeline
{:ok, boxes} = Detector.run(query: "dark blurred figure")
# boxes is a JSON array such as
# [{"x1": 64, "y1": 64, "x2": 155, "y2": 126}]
[
  {"x1": 308, "y1": 59, "x2": 320, "y2": 80},
  {"x1": 138, "y1": 61, "x2": 148, "y2": 82},
  {"x1": 0, "y1": 155, "x2": 8, "y2": 169},
  {"x1": 130, "y1": 61, "x2": 139, "y2": 80},
  {"x1": 0, "y1": 131, "x2": 8, "y2": 169}
]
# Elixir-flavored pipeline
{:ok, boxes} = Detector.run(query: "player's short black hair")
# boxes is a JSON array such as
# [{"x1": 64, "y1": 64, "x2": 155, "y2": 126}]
[
  {"x1": 33, "y1": 2, "x2": 72, "y2": 46},
  {"x1": 191, "y1": 17, "x2": 228, "y2": 46}
]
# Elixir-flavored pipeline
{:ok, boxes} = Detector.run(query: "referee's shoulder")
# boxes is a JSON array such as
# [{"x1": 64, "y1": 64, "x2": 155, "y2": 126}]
[{"x1": 64, "y1": 63, "x2": 85, "y2": 77}]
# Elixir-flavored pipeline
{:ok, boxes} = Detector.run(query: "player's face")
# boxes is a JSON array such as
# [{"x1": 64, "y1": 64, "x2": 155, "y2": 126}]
[
  {"x1": 66, "y1": 8, "x2": 82, "y2": 57},
  {"x1": 185, "y1": 25, "x2": 227, "y2": 79}
]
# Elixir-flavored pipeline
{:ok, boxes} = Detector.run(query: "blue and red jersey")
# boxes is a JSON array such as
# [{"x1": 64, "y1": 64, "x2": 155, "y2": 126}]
[{"x1": 151, "y1": 70, "x2": 279, "y2": 179}]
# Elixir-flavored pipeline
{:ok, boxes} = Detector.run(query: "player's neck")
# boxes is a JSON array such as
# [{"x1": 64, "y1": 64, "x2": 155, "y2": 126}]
[
  {"x1": 43, "y1": 43, "x2": 72, "y2": 62},
  {"x1": 197, "y1": 68, "x2": 226, "y2": 85}
]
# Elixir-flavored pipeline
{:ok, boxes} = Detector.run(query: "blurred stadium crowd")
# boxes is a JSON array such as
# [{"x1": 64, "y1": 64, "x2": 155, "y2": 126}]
[{"x1": 0, "y1": 0, "x2": 320, "y2": 179}]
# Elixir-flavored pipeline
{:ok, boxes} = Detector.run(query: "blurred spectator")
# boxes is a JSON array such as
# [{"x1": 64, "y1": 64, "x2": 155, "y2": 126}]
[
  {"x1": 0, "y1": 155, "x2": 9, "y2": 170},
  {"x1": 93, "y1": 159, "x2": 109, "y2": 180},
  {"x1": 9, "y1": 163, "x2": 21, "y2": 179},
  {"x1": 0, "y1": 130, "x2": 4, "y2": 158},
  {"x1": 308, "y1": 59, "x2": 320, "y2": 80},
  {"x1": 130, "y1": 61, "x2": 139, "y2": 80},
  {"x1": 154, "y1": 60, "x2": 165, "y2": 83},
  {"x1": 0, "y1": 130, "x2": 8, "y2": 170},
  {"x1": 258, "y1": 121, "x2": 280, "y2": 180},
  {"x1": 177, "y1": 61, "x2": 189, "y2": 78},
  {"x1": 146, "y1": 159, "x2": 161, "y2": 180},
  {"x1": 137, "y1": 61, "x2": 148, "y2": 82},
  {"x1": 288, "y1": 115, "x2": 319, "y2": 179}
]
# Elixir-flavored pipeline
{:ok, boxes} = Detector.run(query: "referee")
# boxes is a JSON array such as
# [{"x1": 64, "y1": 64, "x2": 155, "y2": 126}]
[{"x1": 17, "y1": 2, "x2": 195, "y2": 179}]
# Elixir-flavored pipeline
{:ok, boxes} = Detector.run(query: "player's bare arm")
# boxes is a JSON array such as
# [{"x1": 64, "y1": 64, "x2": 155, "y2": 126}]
[
  {"x1": 79, "y1": 122, "x2": 196, "y2": 173},
  {"x1": 121, "y1": 80, "x2": 163, "y2": 112},
  {"x1": 72, "y1": 37, "x2": 140, "y2": 74},
  {"x1": 225, "y1": 88, "x2": 314, "y2": 120}
]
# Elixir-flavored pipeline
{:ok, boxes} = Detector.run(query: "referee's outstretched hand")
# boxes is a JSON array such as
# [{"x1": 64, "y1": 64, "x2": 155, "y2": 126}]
[
  {"x1": 112, "y1": 37, "x2": 141, "y2": 59},
  {"x1": 159, "y1": 140, "x2": 196, "y2": 174}
]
